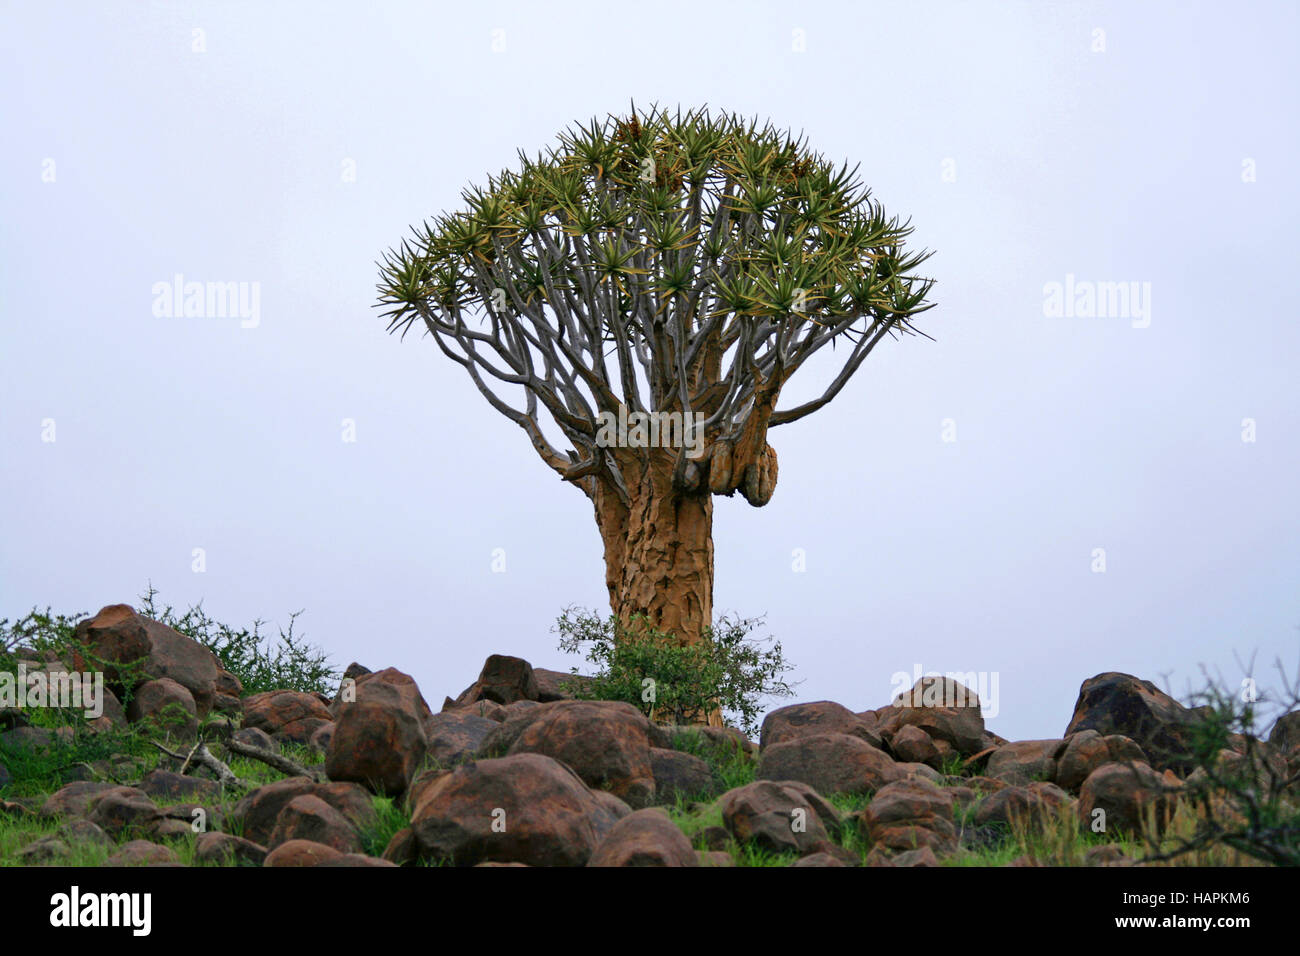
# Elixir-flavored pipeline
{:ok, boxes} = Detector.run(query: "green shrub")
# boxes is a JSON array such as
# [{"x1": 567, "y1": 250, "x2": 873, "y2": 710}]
[
  {"x1": 136, "y1": 585, "x2": 338, "y2": 696},
  {"x1": 0, "y1": 586, "x2": 338, "y2": 701},
  {"x1": 1141, "y1": 662, "x2": 1300, "y2": 867},
  {"x1": 553, "y1": 606, "x2": 796, "y2": 737}
]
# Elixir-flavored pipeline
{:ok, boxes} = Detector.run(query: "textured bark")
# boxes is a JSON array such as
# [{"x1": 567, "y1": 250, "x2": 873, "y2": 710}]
[{"x1": 595, "y1": 451, "x2": 714, "y2": 647}]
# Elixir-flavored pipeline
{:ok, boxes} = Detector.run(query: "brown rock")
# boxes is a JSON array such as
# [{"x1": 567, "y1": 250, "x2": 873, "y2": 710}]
[
  {"x1": 452, "y1": 655, "x2": 540, "y2": 706},
  {"x1": 1077, "y1": 761, "x2": 1173, "y2": 836},
  {"x1": 760, "y1": 701, "x2": 883, "y2": 750},
  {"x1": 985, "y1": 739, "x2": 1061, "y2": 786},
  {"x1": 591, "y1": 790, "x2": 634, "y2": 821},
  {"x1": 718, "y1": 780, "x2": 842, "y2": 855},
  {"x1": 891, "y1": 725, "x2": 942, "y2": 768},
  {"x1": 446, "y1": 699, "x2": 508, "y2": 722},
  {"x1": 698, "y1": 850, "x2": 736, "y2": 867},
  {"x1": 1269, "y1": 711, "x2": 1300, "y2": 752},
  {"x1": 227, "y1": 778, "x2": 375, "y2": 847},
  {"x1": 382, "y1": 827, "x2": 420, "y2": 865},
  {"x1": 72, "y1": 604, "x2": 221, "y2": 716},
  {"x1": 588, "y1": 808, "x2": 699, "y2": 866},
  {"x1": 243, "y1": 690, "x2": 333, "y2": 744},
  {"x1": 127, "y1": 678, "x2": 198, "y2": 738},
  {"x1": 474, "y1": 703, "x2": 548, "y2": 756},
  {"x1": 877, "y1": 676, "x2": 986, "y2": 756},
  {"x1": 1084, "y1": 844, "x2": 1131, "y2": 866},
  {"x1": 506, "y1": 700, "x2": 655, "y2": 807},
  {"x1": 138, "y1": 769, "x2": 220, "y2": 804},
  {"x1": 791, "y1": 851, "x2": 850, "y2": 867},
  {"x1": 1065, "y1": 672, "x2": 1199, "y2": 773},
  {"x1": 650, "y1": 748, "x2": 717, "y2": 803},
  {"x1": 231, "y1": 726, "x2": 277, "y2": 751},
  {"x1": 41, "y1": 781, "x2": 125, "y2": 819},
  {"x1": 892, "y1": 846, "x2": 941, "y2": 867},
  {"x1": 859, "y1": 778, "x2": 957, "y2": 854},
  {"x1": 86, "y1": 788, "x2": 162, "y2": 838},
  {"x1": 19, "y1": 836, "x2": 72, "y2": 863},
  {"x1": 59, "y1": 819, "x2": 114, "y2": 847},
  {"x1": 342, "y1": 667, "x2": 433, "y2": 721},
  {"x1": 424, "y1": 711, "x2": 499, "y2": 766},
  {"x1": 973, "y1": 783, "x2": 1073, "y2": 831},
  {"x1": 264, "y1": 839, "x2": 343, "y2": 867},
  {"x1": 194, "y1": 832, "x2": 267, "y2": 866},
  {"x1": 897, "y1": 762, "x2": 943, "y2": 783},
  {"x1": 104, "y1": 840, "x2": 178, "y2": 867},
  {"x1": 1056, "y1": 730, "x2": 1147, "y2": 792},
  {"x1": 267, "y1": 794, "x2": 362, "y2": 852},
  {"x1": 151, "y1": 818, "x2": 196, "y2": 840},
  {"x1": 757, "y1": 732, "x2": 901, "y2": 796},
  {"x1": 410, "y1": 753, "x2": 623, "y2": 866},
  {"x1": 532, "y1": 668, "x2": 594, "y2": 702},
  {"x1": 316, "y1": 853, "x2": 397, "y2": 867},
  {"x1": 308, "y1": 721, "x2": 335, "y2": 753},
  {"x1": 326, "y1": 679, "x2": 428, "y2": 796},
  {"x1": 696, "y1": 825, "x2": 731, "y2": 850}
]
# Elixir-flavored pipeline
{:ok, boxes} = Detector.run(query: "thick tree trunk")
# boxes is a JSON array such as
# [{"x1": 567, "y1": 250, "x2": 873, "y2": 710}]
[{"x1": 594, "y1": 451, "x2": 714, "y2": 645}]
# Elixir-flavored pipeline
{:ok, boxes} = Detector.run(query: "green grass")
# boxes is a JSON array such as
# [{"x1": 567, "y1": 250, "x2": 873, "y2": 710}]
[{"x1": 359, "y1": 795, "x2": 409, "y2": 858}]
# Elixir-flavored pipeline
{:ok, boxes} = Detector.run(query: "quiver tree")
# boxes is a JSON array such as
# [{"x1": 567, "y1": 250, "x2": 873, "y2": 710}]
[{"x1": 378, "y1": 106, "x2": 936, "y2": 648}]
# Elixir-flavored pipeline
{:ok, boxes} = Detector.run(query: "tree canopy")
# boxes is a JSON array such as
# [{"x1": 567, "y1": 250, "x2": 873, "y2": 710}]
[{"x1": 377, "y1": 105, "x2": 936, "y2": 509}]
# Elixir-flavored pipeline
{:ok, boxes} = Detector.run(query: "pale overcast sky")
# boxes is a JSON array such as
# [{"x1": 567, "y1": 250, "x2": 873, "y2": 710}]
[{"x1": 2, "y1": 1, "x2": 1297, "y2": 742}]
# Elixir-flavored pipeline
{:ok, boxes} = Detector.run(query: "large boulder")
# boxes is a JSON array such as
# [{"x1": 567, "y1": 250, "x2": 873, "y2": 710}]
[
  {"x1": 138, "y1": 769, "x2": 221, "y2": 804},
  {"x1": 227, "y1": 779, "x2": 376, "y2": 847},
  {"x1": 1064, "y1": 673, "x2": 1198, "y2": 772},
  {"x1": 858, "y1": 778, "x2": 957, "y2": 855},
  {"x1": 1077, "y1": 761, "x2": 1173, "y2": 836},
  {"x1": 211, "y1": 668, "x2": 243, "y2": 715},
  {"x1": 337, "y1": 667, "x2": 433, "y2": 722},
  {"x1": 973, "y1": 782, "x2": 1075, "y2": 830},
  {"x1": 718, "y1": 780, "x2": 842, "y2": 855},
  {"x1": 876, "y1": 676, "x2": 986, "y2": 757},
  {"x1": 264, "y1": 839, "x2": 343, "y2": 867},
  {"x1": 1268, "y1": 711, "x2": 1300, "y2": 752},
  {"x1": 650, "y1": 748, "x2": 717, "y2": 803},
  {"x1": 890, "y1": 725, "x2": 942, "y2": 768},
  {"x1": 243, "y1": 690, "x2": 333, "y2": 744},
  {"x1": 409, "y1": 753, "x2": 623, "y2": 866},
  {"x1": 194, "y1": 832, "x2": 267, "y2": 866},
  {"x1": 532, "y1": 668, "x2": 595, "y2": 702},
  {"x1": 126, "y1": 678, "x2": 198, "y2": 738},
  {"x1": 104, "y1": 840, "x2": 177, "y2": 867},
  {"x1": 424, "y1": 711, "x2": 499, "y2": 766},
  {"x1": 985, "y1": 740, "x2": 1062, "y2": 786},
  {"x1": 267, "y1": 795, "x2": 362, "y2": 853},
  {"x1": 72, "y1": 604, "x2": 221, "y2": 716},
  {"x1": 326, "y1": 679, "x2": 428, "y2": 796},
  {"x1": 86, "y1": 787, "x2": 162, "y2": 839},
  {"x1": 757, "y1": 732, "x2": 901, "y2": 796},
  {"x1": 1055, "y1": 730, "x2": 1147, "y2": 792},
  {"x1": 41, "y1": 782, "x2": 125, "y2": 819},
  {"x1": 505, "y1": 700, "x2": 656, "y2": 808},
  {"x1": 760, "y1": 701, "x2": 883, "y2": 750},
  {"x1": 449, "y1": 655, "x2": 540, "y2": 707},
  {"x1": 588, "y1": 808, "x2": 698, "y2": 867}
]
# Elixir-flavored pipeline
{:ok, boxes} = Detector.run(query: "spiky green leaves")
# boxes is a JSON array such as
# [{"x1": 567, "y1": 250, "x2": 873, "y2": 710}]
[{"x1": 377, "y1": 105, "x2": 934, "y2": 340}]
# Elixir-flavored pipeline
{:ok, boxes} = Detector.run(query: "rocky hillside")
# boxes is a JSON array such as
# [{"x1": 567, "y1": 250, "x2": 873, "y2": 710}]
[{"x1": 1, "y1": 604, "x2": 1297, "y2": 867}]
